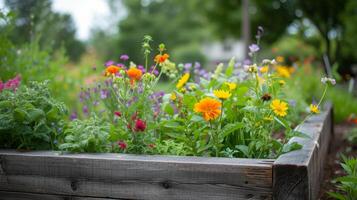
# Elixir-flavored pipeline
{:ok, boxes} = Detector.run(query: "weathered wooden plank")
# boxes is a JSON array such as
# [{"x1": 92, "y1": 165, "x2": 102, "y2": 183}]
[
  {"x1": 273, "y1": 103, "x2": 333, "y2": 200},
  {"x1": 0, "y1": 190, "x2": 121, "y2": 200},
  {"x1": 0, "y1": 151, "x2": 274, "y2": 200}
]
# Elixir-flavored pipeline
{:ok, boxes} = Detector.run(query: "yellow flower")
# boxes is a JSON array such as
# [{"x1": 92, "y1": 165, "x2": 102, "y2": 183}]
[
  {"x1": 176, "y1": 73, "x2": 190, "y2": 89},
  {"x1": 225, "y1": 82, "x2": 237, "y2": 90},
  {"x1": 310, "y1": 104, "x2": 320, "y2": 114},
  {"x1": 275, "y1": 66, "x2": 291, "y2": 78},
  {"x1": 270, "y1": 99, "x2": 288, "y2": 117},
  {"x1": 276, "y1": 56, "x2": 284, "y2": 63},
  {"x1": 170, "y1": 92, "x2": 177, "y2": 101},
  {"x1": 279, "y1": 80, "x2": 286, "y2": 86},
  {"x1": 194, "y1": 97, "x2": 221, "y2": 121},
  {"x1": 213, "y1": 90, "x2": 231, "y2": 99},
  {"x1": 260, "y1": 66, "x2": 269, "y2": 73}
]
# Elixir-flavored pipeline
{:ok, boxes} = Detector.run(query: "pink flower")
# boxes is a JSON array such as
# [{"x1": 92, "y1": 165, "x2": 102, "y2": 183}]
[
  {"x1": 134, "y1": 119, "x2": 146, "y2": 132},
  {"x1": 0, "y1": 75, "x2": 21, "y2": 92},
  {"x1": 117, "y1": 141, "x2": 127, "y2": 150},
  {"x1": 114, "y1": 111, "x2": 122, "y2": 117}
]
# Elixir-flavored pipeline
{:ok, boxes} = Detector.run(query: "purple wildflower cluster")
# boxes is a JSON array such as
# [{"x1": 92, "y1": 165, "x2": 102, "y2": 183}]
[
  {"x1": 0, "y1": 75, "x2": 21, "y2": 92},
  {"x1": 150, "y1": 91, "x2": 165, "y2": 117}
]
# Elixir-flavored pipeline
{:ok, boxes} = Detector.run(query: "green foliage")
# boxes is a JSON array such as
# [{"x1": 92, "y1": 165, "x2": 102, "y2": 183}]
[
  {"x1": 92, "y1": 0, "x2": 209, "y2": 64},
  {"x1": 0, "y1": 81, "x2": 67, "y2": 150},
  {"x1": 286, "y1": 65, "x2": 357, "y2": 123},
  {"x1": 59, "y1": 115, "x2": 110, "y2": 153},
  {"x1": 4, "y1": 0, "x2": 85, "y2": 61},
  {"x1": 328, "y1": 156, "x2": 357, "y2": 200},
  {"x1": 347, "y1": 128, "x2": 357, "y2": 145}
]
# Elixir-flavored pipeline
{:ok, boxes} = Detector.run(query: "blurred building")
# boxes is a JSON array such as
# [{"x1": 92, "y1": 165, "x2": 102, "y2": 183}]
[{"x1": 202, "y1": 39, "x2": 245, "y2": 65}]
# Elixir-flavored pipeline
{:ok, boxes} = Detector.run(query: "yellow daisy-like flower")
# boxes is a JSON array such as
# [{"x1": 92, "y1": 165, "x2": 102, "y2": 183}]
[
  {"x1": 194, "y1": 97, "x2": 221, "y2": 121},
  {"x1": 213, "y1": 89, "x2": 231, "y2": 99},
  {"x1": 176, "y1": 73, "x2": 190, "y2": 89},
  {"x1": 270, "y1": 99, "x2": 288, "y2": 117},
  {"x1": 260, "y1": 66, "x2": 269, "y2": 73},
  {"x1": 170, "y1": 92, "x2": 177, "y2": 101},
  {"x1": 275, "y1": 66, "x2": 291, "y2": 78},
  {"x1": 225, "y1": 82, "x2": 237, "y2": 90},
  {"x1": 276, "y1": 56, "x2": 284, "y2": 63},
  {"x1": 310, "y1": 104, "x2": 320, "y2": 114}
]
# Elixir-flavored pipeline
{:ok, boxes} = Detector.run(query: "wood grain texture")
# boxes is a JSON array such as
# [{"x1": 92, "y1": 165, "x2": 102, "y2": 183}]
[
  {"x1": 0, "y1": 190, "x2": 122, "y2": 200},
  {"x1": 273, "y1": 103, "x2": 333, "y2": 200},
  {"x1": 0, "y1": 151, "x2": 273, "y2": 200}
]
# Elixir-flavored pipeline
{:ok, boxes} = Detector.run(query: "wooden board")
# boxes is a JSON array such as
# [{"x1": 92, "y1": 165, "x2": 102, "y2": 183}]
[
  {"x1": 273, "y1": 103, "x2": 333, "y2": 200},
  {"x1": 0, "y1": 151, "x2": 273, "y2": 200}
]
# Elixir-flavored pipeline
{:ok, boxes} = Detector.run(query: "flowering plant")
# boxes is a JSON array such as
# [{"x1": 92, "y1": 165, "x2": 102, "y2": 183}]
[{"x1": 64, "y1": 33, "x2": 334, "y2": 158}]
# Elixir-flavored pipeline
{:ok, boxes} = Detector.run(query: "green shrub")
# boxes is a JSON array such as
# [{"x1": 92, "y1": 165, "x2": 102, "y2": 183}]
[
  {"x1": 59, "y1": 115, "x2": 110, "y2": 153},
  {"x1": 287, "y1": 65, "x2": 357, "y2": 123},
  {"x1": 0, "y1": 81, "x2": 67, "y2": 150},
  {"x1": 328, "y1": 156, "x2": 357, "y2": 200}
]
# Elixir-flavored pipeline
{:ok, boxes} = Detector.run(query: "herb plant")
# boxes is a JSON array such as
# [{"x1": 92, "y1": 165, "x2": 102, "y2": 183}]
[
  {"x1": 0, "y1": 80, "x2": 67, "y2": 150},
  {"x1": 328, "y1": 156, "x2": 357, "y2": 200}
]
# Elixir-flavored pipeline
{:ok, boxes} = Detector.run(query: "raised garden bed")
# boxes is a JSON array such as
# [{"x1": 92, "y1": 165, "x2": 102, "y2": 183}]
[{"x1": 0, "y1": 104, "x2": 333, "y2": 200}]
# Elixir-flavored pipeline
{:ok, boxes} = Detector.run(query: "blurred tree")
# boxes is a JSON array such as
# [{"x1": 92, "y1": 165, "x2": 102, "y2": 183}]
[
  {"x1": 101, "y1": 0, "x2": 210, "y2": 65},
  {"x1": 196, "y1": 0, "x2": 296, "y2": 44},
  {"x1": 4, "y1": 0, "x2": 85, "y2": 62}
]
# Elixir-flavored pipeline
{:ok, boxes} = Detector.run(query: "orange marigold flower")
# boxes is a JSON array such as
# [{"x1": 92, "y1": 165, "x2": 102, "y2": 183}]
[
  {"x1": 194, "y1": 97, "x2": 221, "y2": 121},
  {"x1": 127, "y1": 67, "x2": 142, "y2": 81},
  {"x1": 154, "y1": 53, "x2": 170, "y2": 63},
  {"x1": 105, "y1": 65, "x2": 120, "y2": 76}
]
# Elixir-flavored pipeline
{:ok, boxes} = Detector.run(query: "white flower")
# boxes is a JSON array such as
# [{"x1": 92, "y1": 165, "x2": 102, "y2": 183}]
[{"x1": 321, "y1": 77, "x2": 336, "y2": 85}]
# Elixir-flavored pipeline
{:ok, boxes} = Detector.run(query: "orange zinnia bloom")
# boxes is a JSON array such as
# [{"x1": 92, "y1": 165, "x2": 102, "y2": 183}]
[
  {"x1": 154, "y1": 53, "x2": 169, "y2": 63},
  {"x1": 127, "y1": 67, "x2": 143, "y2": 83},
  {"x1": 194, "y1": 97, "x2": 221, "y2": 121},
  {"x1": 105, "y1": 65, "x2": 120, "y2": 76}
]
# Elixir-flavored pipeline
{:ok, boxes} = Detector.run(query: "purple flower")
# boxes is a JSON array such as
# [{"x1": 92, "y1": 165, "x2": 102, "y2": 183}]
[
  {"x1": 120, "y1": 54, "x2": 129, "y2": 61},
  {"x1": 249, "y1": 44, "x2": 260, "y2": 53},
  {"x1": 243, "y1": 59, "x2": 252, "y2": 65},
  {"x1": 184, "y1": 63, "x2": 192, "y2": 72},
  {"x1": 117, "y1": 63, "x2": 125, "y2": 68},
  {"x1": 137, "y1": 65, "x2": 146, "y2": 73},
  {"x1": 105, "y1": 60, "x2": 115, "y2": 67},
  {"x1": 70, "y1": 112, "x2": 78, "y2": 120},
  {"x1": 100, "y1": 89, "x2": 109, "y2": 99},
  {"x1": 194, "y1": 62, "x2": 201, "y2": 69},
  {"x1": 83, "y1": 105, "x2": 89, "y2": 115},
  {"x1": 149, "y1": 66, "x2": 159, "y2": 76}
]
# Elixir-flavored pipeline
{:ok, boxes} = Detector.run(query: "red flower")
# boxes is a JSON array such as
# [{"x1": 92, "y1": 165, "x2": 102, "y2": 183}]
[
  {"x1": 148, "y1": 144, "x2": 155, "y2": 148},
  {"x1": 117, "y1": 141, "x2": 127, "y2": 150},
  {"x1": 134, "y1": 119, "x2": 146, "y2": 132},
  {"x1": 114, "y1": 111, "x2": 122, "y2": 117}
]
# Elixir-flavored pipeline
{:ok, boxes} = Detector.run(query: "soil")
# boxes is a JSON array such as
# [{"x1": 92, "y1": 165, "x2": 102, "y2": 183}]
[{"x1": 318, "y1": 123, "x2": 357, "y2": 199}]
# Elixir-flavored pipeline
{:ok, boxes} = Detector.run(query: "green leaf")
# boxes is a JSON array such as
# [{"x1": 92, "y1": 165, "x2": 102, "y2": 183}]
[
  {"x1": 327, "y1": 192, "x2": 347, "y2": 200},
  {"x1": 335, "y1": 176, "x2": 357, "y2": 183},
  {"x1": 221, "y1": 122, "x2": 244, "y2": 138},
  {"x1": 183, "y1": 95, "x2": 196, "y2": 109},
  {"x1": 235, "y1": 145, "x2": 249, "y2": 157},
  {"x1": 282, "y1": 142, "x2": 302, "y2": 153},
  {"x1": 13, "y1": 108, "x2": 29, "y2": 122},
  {"x1": 274, "y1": 117, "x2": 290, "y2": 130},
  {"x1": 225, "y1": 57, "x2": 235, "y2": 76},
  {"x1": 163, "y1": 103, "x2": 174, "y2": 115},
  {"x1": 290, "y1": 130, "x2": 311, "y2": 139},
  {"x1": 28, "y1": 108, "x2": 45, "y2": 122}
]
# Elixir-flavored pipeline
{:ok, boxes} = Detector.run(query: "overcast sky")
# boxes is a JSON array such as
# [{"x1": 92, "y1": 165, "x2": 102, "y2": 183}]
[{"x1": 0, "y1": 0, "x2": 124, "y2": 40}]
